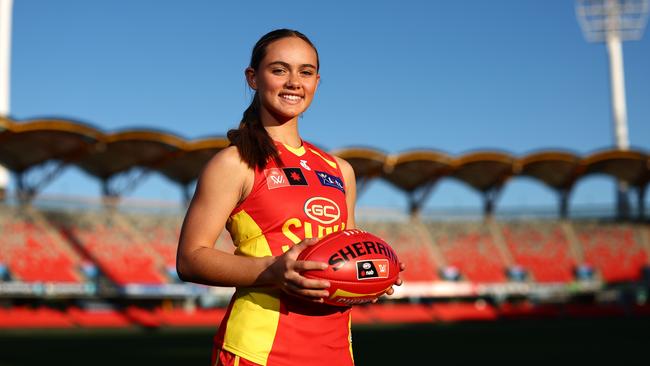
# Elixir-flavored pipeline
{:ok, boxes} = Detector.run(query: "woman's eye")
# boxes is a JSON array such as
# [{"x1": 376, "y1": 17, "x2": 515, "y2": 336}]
[
  {"x1": 301, "y1": 70, "x2": 314, "y2": 76},
  {"x1": 272, "y1": 68, "x2": 287, "y2": 75}
]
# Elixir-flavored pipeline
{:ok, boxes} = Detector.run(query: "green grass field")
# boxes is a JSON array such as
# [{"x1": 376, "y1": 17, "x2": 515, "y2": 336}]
[{"x1": 1, "y1": 318, "x2": 649, "y2": 365}]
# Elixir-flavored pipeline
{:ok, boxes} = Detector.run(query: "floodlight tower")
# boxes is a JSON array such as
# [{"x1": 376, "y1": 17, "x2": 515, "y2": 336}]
[
  {"x1": 0, "y1": 0, "x2": 11, "y2": 116},
  {"x1": 0, "y1": 0, "x2": 13, "y2": 199},
  {"x1": 576, "y1": 0, "x2": 649, "y2": 217}
]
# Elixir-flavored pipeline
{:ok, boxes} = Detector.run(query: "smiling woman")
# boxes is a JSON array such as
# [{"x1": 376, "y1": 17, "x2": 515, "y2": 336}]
[
  {"x1": 227, "y1": 30, "x2": 320, "y2": 171},
  {"x1": 175, "y1": 29, "x2": 402, "y2": 366}
]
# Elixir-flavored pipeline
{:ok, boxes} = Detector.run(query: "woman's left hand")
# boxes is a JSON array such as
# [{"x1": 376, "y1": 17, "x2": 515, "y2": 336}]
[{"x1": 378, "y1": 261, "x2": 406, "y2": 300}]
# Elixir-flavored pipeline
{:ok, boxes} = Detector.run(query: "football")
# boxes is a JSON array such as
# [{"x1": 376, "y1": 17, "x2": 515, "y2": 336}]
[{"x1": 298, "y1": 229, "x2": 400, "y2": 306}]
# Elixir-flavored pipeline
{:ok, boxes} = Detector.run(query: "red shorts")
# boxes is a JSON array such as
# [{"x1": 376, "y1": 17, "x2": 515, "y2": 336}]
[{"x1": 211, "y1": 348, "x2": 262, "y2": 366}]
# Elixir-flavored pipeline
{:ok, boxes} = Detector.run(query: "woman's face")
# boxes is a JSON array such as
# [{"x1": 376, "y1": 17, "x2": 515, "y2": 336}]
[{"x1": 247, "y1": 37, "x2": 320, "y2": 124}]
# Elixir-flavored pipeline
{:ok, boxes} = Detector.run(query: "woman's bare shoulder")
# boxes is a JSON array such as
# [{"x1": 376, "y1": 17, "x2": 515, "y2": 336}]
[
  {"x1": 202, "y1": 146, "x2": 249, "y2": 176},
  {"x1": 333, "y1": 155, "x2": 353, "y2": 174}
]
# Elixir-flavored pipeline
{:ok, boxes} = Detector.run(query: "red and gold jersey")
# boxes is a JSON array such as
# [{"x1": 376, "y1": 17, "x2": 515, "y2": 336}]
[{"x1": 214, "y1": 141, "x2": 354, "y2": 366}]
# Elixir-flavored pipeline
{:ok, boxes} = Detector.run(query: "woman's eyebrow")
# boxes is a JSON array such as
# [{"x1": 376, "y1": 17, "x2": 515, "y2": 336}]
[{"x1": 268, "y1": 61, "x2": 317, "y2": 69}]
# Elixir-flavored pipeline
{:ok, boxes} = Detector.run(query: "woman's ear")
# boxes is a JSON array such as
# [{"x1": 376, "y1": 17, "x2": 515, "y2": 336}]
[{"x1": 245, "y1": 67, "x2": 257, "y2": 90}]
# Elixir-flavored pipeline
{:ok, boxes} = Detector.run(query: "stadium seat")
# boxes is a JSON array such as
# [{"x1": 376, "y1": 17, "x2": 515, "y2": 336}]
[
  {"x1": 501, "y1": 221, "x2": 576, "y2": 283},
  {"x1": 498, "y1": 302, "x2": 561, "y2": 320},
  {"x1": 364, "y1": 303, "x2": 435, "y2": 324},
  {"x1": 432, "y1": 302, "x2": 497, "y2": 322},
  {"x1": 425, "y1": 222, "x2": 507, "y2": 283},
  {"x1": 0, "y1": 213, "x2": 84, "y2": 283},
  {"x1": 65, "y1": 219, "x2": 168, "y2": 285},
  {"x1": 574, "y1": 222, "x2": 648, "y2": 282},
  {"x1": 124, "y1": 306, "x2": 162, "y2": 327},
  {"x1": 66, "y1": 307, "x2": 132, "y2": 328},
  {"x1": 0, "y1": 307, "x2": 74, "y2": 328},
  {"x1": 350, "y1": 306, "x2": 374, "y2": 325},
  {"x1": 154, "y1": 307, "x2": 226, "y2": 327}
]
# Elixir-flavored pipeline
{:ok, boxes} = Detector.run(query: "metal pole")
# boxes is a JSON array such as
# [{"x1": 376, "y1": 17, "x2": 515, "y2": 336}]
[
  {"x1": 604, "y1": 0, "x2": 632, "y2": 218},
  {"x1": 0, "y1": 0, "x2": 13, "y2": 195},
  {"x1": 606, "y1": 33, "x2": 630, "y2": 150},
  {"x1": 0, "y1": 0, "x2": 12, "y2": 116}
]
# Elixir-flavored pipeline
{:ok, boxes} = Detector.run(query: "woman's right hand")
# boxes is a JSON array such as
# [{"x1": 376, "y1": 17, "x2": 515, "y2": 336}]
[{"x1": 262, "y1": 238, "x2": 331, "y2": 303}]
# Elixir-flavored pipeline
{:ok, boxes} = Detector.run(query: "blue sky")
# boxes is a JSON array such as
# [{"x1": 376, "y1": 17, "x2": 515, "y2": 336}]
[{"x1": 8, "y1": 0, "x2": 650, "y2": 213}]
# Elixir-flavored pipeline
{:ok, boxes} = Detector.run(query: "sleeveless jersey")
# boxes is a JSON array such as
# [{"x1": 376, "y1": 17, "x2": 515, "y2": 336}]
[{"x1": 214, "y1": 141, "x2": 354, "y2": 366}]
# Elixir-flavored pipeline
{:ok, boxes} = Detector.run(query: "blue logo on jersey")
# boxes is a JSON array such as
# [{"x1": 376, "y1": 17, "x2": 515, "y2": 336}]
[{"x1": 315, "y1": 171, "x2": 345, "y2": 193}]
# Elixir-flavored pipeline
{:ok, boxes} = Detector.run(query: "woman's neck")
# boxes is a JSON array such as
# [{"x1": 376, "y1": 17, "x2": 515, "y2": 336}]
[{"x1": 262, "y1": 115, "x2": 302, "y2": 148}]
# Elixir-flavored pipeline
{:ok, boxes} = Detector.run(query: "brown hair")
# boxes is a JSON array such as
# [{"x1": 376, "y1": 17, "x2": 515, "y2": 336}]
[{"x1": 227, "y1": 29, "x2": 319, "y2": 170}]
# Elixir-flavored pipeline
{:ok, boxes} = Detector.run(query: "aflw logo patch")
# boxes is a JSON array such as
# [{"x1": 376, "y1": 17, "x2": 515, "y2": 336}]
[
  {"x1": 264, "y1": 168, "x2": 308, "y2": 190},
  {"x1": 356, "y1": 259, "x2": 389, "y2": 280}
]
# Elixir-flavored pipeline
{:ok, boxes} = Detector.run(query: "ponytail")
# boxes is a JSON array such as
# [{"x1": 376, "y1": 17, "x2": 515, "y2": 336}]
[{"x1": 227, "y1": 93, "x2": 280, "y2": 170}]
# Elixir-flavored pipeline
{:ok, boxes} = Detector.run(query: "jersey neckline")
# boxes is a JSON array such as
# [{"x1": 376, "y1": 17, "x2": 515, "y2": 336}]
[{"x1": 276, "y1": 140, "x2": 306, "y2": 157}]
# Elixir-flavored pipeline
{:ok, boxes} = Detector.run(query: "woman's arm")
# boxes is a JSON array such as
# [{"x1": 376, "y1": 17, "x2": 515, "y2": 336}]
[
  {"x1": 336, "y1": 157, "x2": 357, "y2": 230},
  {"x1": 176, "y1": 147, "x2": 330, "y2": 300}
]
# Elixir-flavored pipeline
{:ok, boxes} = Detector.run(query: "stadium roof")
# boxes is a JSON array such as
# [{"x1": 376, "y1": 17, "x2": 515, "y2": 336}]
[
  {"x1": 330, "y1": 147, "x2": 387, "y2": 179},
  {"x1": 0, "y1": 118, "x2": 102, "y2": 172},
  {"x1": 583, "y1": 148, "x2": 650, "y2": 187},
  {"x1": 451, "y1": 151, "x2": 515, "y2": 193},
  {"x1": 75, "y1": 129, "x2": 186, "y2": 180},
  {"x1": 383, "y1": 150, "x2": 453, "y2": 192},
  {"x1": 0, "y1": 117, "x2": 648, "y2": 217},
  {"x1": 519, "y1": 150, "x2": 583, "y2": 191},
  {"x1": 157, "y1": 137, "x2": 229, "y2": 185}
]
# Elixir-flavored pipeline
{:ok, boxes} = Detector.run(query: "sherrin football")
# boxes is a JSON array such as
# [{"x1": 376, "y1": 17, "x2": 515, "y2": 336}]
[{"x1": 298, "y1": 229, "x2": 400, "y2": 306}]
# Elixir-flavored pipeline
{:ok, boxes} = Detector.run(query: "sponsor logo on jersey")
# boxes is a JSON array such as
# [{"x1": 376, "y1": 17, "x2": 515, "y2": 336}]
[
  {"x1": 304, "y1": 197, "x2": 340, "y2": 224},
  {"x1": 300, "y1": 159, "x2": 311, "y2": 171},
  {"x1": 283, "y1": 168, "x2": 308, "y2": 186},
  {"x1": 264, "y1": 168, "x2": 289, "y2": 189},
  {"x1": 315, "y1": 171, "x2": 345, "y2": 193},
  {"x1": 264, "y1": 167, "x2": 307, "y2": 189},
  {"x1": 356, "y1": 259, "x2": 389, "y2": 280}
]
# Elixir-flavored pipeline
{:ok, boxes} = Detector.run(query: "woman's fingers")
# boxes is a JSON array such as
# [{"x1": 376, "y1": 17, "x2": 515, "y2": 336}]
[
  {"x1": 293, "y1": 259, "x2": 327, "y2": 272},
  {"x1": 284, "y1": 282, "x2": 330, "y2": 300},
  {"x1": 286, "y1": 271, "x2": 329, "y2": 290}
]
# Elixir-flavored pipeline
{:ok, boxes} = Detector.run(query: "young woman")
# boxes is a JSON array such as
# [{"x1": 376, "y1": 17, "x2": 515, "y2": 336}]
[{"x1": 176, "y1": 29, "x2": 401, "y2": 366}]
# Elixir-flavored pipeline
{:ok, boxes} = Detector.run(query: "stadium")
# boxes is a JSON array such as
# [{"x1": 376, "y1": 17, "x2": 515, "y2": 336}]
[
  {"x1": 1, "y1": 117, "x2": 650, "y2": 364},
  {"x1": 2, "y1": 1, "x2": 650, "y2": 365}
]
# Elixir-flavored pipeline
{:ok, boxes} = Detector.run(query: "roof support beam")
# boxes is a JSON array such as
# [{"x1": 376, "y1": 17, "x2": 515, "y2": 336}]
[
  {"x1": 14, "y1": 160, "x2": 67, "y2": 204},
  {"x1": 407, "y1": 181, "x2": 437, "y2": 218},
  {"x1": 101, "y1": 168, "x2": 152, "y2": 202}
]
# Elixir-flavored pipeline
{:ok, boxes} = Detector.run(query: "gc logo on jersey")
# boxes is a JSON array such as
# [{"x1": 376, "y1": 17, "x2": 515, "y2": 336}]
[
  {"x1": 315, "y1": 171, "x2": 345, "y2": 193},
  {"x1": 304, "y1": 197, "x2": 340, "y2": 224}
]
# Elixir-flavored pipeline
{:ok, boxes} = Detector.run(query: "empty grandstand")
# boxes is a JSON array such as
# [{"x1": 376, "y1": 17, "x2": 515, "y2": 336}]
[{"x1": 1, "y1": 117, "x2": 650, "y2": 330}]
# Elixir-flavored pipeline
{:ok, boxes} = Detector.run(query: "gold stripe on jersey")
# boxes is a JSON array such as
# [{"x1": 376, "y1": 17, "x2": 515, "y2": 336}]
[
  {"x1": 348, "y1": 314, "x2": 354, "y2": 363},
  {"x1": 308, "y1": 148, "x2": 337, "y2": 169},
  {"x1": 224, "y1": 210, "x2": 280, "y2": 365},
  {"x1": 283, "y1": 144, "x2": 306, "y2": 156},
  {"x1": 223, "y1": 287, "x2": 281, "y2": 366},
  {"x1": 227, "y1": 210, "x2": 273, "y2": 257}
]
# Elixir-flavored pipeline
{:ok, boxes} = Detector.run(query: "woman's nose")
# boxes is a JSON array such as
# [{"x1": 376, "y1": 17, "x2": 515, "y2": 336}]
[{"x1": 285, "y1": 73, "x2": 300, "y2": 88}]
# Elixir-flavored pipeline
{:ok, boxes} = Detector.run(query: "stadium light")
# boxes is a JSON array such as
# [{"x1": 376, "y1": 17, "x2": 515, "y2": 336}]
[
  {"x1": 0, "y1": 0, "x2": 13, "y2": 196},
  {"x1": 576, "y1": 0, "x2": 649, "y2": 218},
  {"x1": 0, "y1": 0, "x2": 11, "y2": 116},
  {"x1": 576, "y1": 0, "x2": 649, "y2": 150}
]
